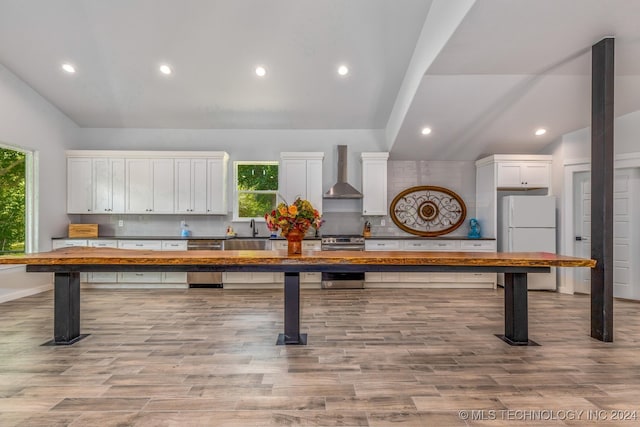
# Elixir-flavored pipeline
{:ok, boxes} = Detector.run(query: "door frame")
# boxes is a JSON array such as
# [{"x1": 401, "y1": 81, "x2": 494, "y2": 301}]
[
  {"x1": 562, "y1": 159, "x2": 590, "y2": 294},
  {"x1": 562, "y1": 153, "x2": 640, "y2": 294}
]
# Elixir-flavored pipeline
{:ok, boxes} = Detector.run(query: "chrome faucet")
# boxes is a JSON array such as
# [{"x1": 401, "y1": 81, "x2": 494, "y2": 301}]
[{"x1": 249, "y1": 219, "x2": 258, "y2": 237}]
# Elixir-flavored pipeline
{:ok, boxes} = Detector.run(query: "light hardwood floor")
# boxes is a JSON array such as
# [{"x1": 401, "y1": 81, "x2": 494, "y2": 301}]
[{"x1": 0, "y1": 287, "x2": 639, "y2": 426}]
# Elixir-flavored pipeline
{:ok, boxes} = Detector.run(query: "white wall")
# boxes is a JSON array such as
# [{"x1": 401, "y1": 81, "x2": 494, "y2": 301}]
[
  {"x1": 0, "y1": 64, "x2": 78, "y2": 302},
  {"x1": 559, "y1": 109, "x2": 640, "y2": 162},
  {"x1": 545, "y1": 109, "x2": 640, "y2": 293}
]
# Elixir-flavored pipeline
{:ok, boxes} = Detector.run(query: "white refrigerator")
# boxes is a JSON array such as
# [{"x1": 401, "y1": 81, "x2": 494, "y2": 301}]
[{"x1": 498, "y1": 195, "x2": 557, "y2": 290}]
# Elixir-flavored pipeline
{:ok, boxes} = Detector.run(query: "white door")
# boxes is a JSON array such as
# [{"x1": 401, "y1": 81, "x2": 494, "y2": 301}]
[
  {"x1": 573, "y1": 171, "x2": 591, "y2": 294},
  {"x1": 613, "y1": 171, "x2": 633, "y2": 299},
  {"x1": 574, "y1": 169, "x2": 638, "y2": 298}
]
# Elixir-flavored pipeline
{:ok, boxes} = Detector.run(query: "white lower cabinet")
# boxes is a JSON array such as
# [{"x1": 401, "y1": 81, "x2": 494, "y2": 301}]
[
  {"x1": 271, "y1": 240, "x2": 288, "y2": 251},
  {"x1": 52, "y1": 239, "x2": 89, "y2": 249},
  {"x1": 460, "y1": 240, "x2": 496, "y2": 251},
  {"x1": 163, "y1": 272, "x2": 187, "y2": 283},
  {"x1": 118, "y1": 272, "x2": 163, "y2": 283},
  {"x1": 160, "y1": 240, "x2": 188, "y2": 283},
  {"x1": 364, "y1": 239, "x2": 497, "y2": 289},
  {"x1": 51, "y1": 238, "x2": 188, "y2": 287},
  {"x1": 88, "y1": 272, "x2": 118, "y2": 283},
  {"x1": 117, "y1": 240, "x2": 163, "y2": 251},
  {"x1": 53, "y1": 237, "x2": 496, "y2": 289},
  {"x1": 87, "y1": 240, "x2": 118, "y2": 283},
  {"x1": 224, "y1": 239, "x2": 321, "y2": 288},
  {"x1": 365, "y1": 240, "x2": 401, "y2": 251},
  {"x1": 221, "y1": 272, "x2": 279, "y2": 288}
]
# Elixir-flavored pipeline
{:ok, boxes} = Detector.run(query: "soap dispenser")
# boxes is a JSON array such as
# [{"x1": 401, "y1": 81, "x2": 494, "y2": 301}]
[{"x1": 180, "y1": 221, "x2": 191, "y2": 237}]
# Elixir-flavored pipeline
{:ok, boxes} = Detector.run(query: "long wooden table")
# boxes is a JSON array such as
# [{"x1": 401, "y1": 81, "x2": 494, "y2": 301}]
[{"x1": 0, "y1": 248, "x2": 595, "y2": 346}]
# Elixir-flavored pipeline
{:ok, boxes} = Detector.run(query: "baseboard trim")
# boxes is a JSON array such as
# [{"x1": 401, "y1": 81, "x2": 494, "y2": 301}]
[{"x1": 0, "y1": 283, "x2": 53, "y2": 304}]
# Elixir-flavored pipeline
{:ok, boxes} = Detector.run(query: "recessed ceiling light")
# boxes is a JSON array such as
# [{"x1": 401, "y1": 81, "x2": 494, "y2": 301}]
[
  {"x1": 159, "y1": 64, "x2": 172, "y2": 75},
  {"x1": 255, "y1": 66, "x2": 267, "y2": 77},
  {"x1": 61, "y1": 63, "x2": 76, "y2": 74},
  {"x1": 421, "y1": 127, "x2": 432, "y2": 135},
  {"x1": 337, "y1": 65, "x2": 349, "y2": 76},
  {"x1": 535, "y1": 128, "x2": 547, "y2": 136}
]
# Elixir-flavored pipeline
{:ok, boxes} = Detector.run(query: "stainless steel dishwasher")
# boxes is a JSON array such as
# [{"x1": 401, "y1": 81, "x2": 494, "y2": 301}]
[{"x1": 186, "y1": 239, "x2": 224, "y2": 287}]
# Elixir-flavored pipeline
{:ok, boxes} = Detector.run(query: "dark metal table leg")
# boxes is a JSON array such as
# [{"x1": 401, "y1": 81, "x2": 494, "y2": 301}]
[
  {"x1": 277, "y1": 272, "x2": 307, "y2": 345},
  {"x1": 497, "y1": 272, "x2": 539, "y2": 346},
  {"x1": 43, "y1": 272, "x2": 89, "y2": 346}
]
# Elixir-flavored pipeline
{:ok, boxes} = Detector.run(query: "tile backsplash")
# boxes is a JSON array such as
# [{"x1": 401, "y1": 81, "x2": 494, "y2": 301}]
[{"x1": 371, "y1": 160, "x2": 476, "y2": 237}]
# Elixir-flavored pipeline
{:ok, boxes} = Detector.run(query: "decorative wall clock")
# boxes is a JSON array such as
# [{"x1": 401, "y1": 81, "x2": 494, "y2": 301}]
[{"x1": 390, "y1": 186, "x2": 466, "y2": 237}]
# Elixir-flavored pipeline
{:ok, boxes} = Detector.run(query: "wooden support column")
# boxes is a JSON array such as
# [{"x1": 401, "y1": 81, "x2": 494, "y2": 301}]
[{"x1": 591, "y1": 37, "x2": 614, "y2": 342}]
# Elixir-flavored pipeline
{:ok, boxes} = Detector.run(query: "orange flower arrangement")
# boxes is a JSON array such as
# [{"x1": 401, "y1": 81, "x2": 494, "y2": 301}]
[{"x1": 264, "y1": 198, "x2": 323, "y2": 236}]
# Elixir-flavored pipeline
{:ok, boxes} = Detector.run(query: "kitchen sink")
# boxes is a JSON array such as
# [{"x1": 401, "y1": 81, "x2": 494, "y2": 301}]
[{"x1": 224, "y1": 239, "x2": 269, "y2": 250}]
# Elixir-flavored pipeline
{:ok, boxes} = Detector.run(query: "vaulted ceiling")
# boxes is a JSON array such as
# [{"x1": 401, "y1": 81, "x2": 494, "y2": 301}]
[{"x1": 1, "y1": 0, "x2": 639, "y2": 160}]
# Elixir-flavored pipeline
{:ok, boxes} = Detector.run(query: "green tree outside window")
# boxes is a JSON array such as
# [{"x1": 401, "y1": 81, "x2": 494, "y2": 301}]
[
  {"x1": 235, "y1": 163, "x2": 278, "y2": 219},
  {"x1": 0, "y1": 148, "x2": 26, "y2": 254}
]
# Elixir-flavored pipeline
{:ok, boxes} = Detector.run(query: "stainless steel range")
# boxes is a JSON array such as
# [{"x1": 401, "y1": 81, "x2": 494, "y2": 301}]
[{"x1": 320, "y1": 235, "x2": 365, "y2": 289}]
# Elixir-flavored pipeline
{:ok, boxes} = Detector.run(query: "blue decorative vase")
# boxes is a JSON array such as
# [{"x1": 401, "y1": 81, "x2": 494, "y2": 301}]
[{"x1": 468, "y1": 218, "x2": 481, "y2": 239}]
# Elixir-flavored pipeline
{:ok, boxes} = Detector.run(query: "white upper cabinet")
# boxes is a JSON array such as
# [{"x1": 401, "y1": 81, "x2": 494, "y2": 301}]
[
  {"x1": 68, "y1": 151, "x2": 229, "y2": 215},
  {"x1": 67, "y1": 157, "x2": 93, "y2": 213},
  {"x1": 175, "y1": 155, "x2": 229, "y2": 214},
  {"x1": 93, "y1": 158, "x2": 125, "y2": 213},
  {"x1": 495, "y1": 159, "x2": 551, "y2": 189},
  {"x1": 175, "y1": 158, "x2": 208, "y2": 214},
  {"x1": 151, "y1": 159, "x2": 175, "y2": 213},
  {"x1": 280, "y1": 152, "x2": 324, "y2": 212},
  {"x1": 207, "y1": 156, "x2": 228, "y2": 214},
  {"x1": 126, "y1": 158, "x2": 174, "y2": 213},
  {"x1": 361, "y1": 152, "x2": 389, "y2": 215},
  {"x1": 475, "y1": 154, "x2": 552, "y2": 239},
  {"x1": 125, "y1": 158, "x2": 151, "y2": 213}
]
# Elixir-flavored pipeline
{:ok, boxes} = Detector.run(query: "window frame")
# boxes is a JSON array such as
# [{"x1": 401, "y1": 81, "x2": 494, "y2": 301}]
[
  {"x1": 0, "y1": 142, "x2": 36, "y2": 263},
  {"x1": 232, "y1": 160, "x2": 279, "y2": 222}
]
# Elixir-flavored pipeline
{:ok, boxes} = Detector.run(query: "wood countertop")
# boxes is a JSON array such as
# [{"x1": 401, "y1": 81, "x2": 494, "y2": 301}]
[{"x1": 0, "y1": 247, "x2": 596, "y2": 268}]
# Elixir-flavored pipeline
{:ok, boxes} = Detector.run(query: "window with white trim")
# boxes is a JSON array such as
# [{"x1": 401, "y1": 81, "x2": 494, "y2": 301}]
[{"x1": 233, "y1": 161, "x2": 279, "y2": 221}]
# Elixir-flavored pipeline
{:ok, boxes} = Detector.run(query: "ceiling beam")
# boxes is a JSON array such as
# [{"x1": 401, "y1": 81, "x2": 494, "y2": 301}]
[{"x1": 384, "y1": 0, "x2": 476, "y2": 151}]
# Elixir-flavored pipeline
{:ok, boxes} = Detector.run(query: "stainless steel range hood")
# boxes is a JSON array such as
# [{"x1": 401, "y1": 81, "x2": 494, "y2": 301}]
[{"x1": 324, "y1": 145, "x2": 363, "y2": 199}]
